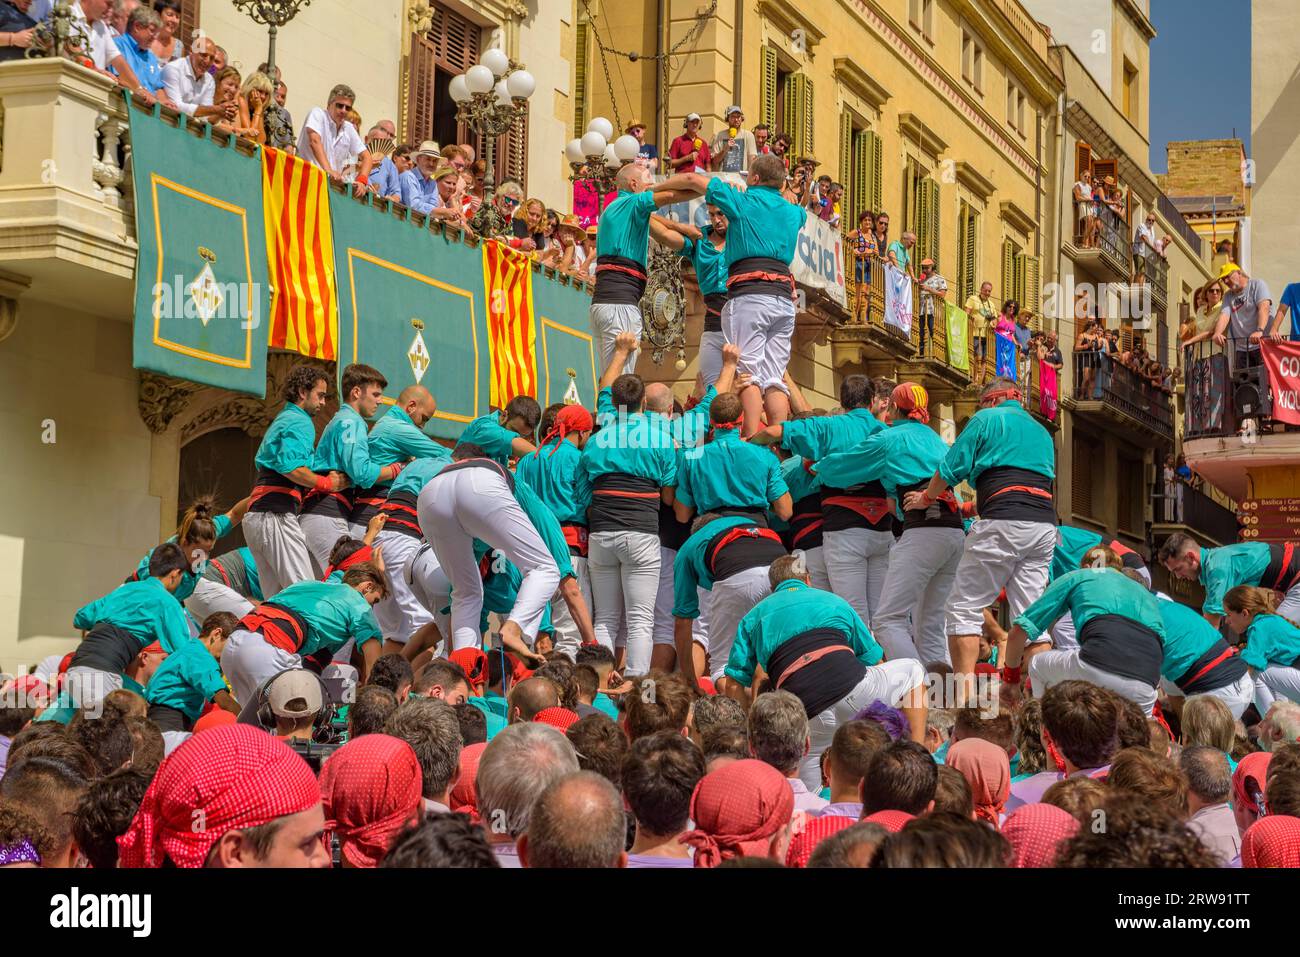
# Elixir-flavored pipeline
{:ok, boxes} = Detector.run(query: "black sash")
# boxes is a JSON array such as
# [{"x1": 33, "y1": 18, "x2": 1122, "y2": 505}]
[
  {"x1": 768, "y1": 627, "x2": 866, "y2": 718},
  {"x1": 1077, "y1": 613, "x2": 1163, "y2": 687},
  {"x1": 974, "y1": 466, "x2": 1056, "y2": 522}
]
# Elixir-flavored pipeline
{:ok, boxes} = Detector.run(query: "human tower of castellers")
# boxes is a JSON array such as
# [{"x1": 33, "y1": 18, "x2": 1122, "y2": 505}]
[{"x1": 3, "y1": 155, "x2": 1300, "y2": 870}]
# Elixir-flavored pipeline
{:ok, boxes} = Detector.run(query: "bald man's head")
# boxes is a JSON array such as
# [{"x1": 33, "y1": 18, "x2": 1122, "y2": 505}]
[
  {"x1": 643, "y1": 382, "x2": 673, "y2": 415},
  {"x1": 509, "y1": 676, "x2": 561, "y2": 724},
  {"x1": 616, "y1": 164, "x2": 649, "y2": 193},
  {"x1": 397, "y1": 385, "x2": 437, "y2": 427},
  {"x1": 519, "y1": 771, "x2": 627, "y2": 867}
]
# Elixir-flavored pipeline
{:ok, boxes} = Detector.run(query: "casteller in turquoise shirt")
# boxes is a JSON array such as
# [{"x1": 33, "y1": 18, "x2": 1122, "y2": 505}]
[
  {"x1": 134, "y1": 511, "x2": 236, "y2": 603},
  {"x1": 704, "y1": 179, "x2": 803, "y2": 266},
  {"x1": 515, "y1": 438, "x2": 592, "y2": 526},
  {"x1": 1052, "y1": 525, "x2": 1106, "y2": 581},
  {"x1": 726, "y1": 578, "x2": 882, "y2": 688},
  {"x1": 255, "y1": 401, "x2": 318, "y2": 476},
  {"x1": 261, "y1": 579, "x2": 383, "y2": 657},
  {"x1": 389, "y1": 454, "x2": 450, "y2": 499},
  {"x1": 1155, "y1": 595, "x2": 1237, "y2": 684},
  {"x1": 459, "y1": 412, "x2": 522, "y2": 466},
  {"x1": 144, "y1": 639, "x2": 228, "y2": 721},
  {"x1": 583, "y1": 388, "x2": 678, "y2": 486},
  {"x1": 313, "y1": 405, "x2": 388, "y2": 488},
  {"x1": 815, "y1": 417, "x2": 948, "y2": 504},
  {"x1": 73, "y1": 577, "x2": 192, "y2": 654},
  {"x1": 468, "y1": 695, "x2": 508, "y2": 740},
  {"x1": 781, "y1": 407, "x2": 884, "y2": 462},
  {"x1": 1013, "y1": 567, "x2": 1164, "y2": 640},
  {"x1": 595, "y1": 190, "x2": 657, "y2": 264},
  {"x1": 676, "y1": 429, "x2": 788, "y2": 514},
  {"x1": 1199, "y1": 543, "x2": 1272, "y2": 616},
  {"x1": 363, "y1": 406, "x2": 448, "y2": 488},
  {"x1": 672, "y1": 516, "x2": 766, "y2": 619},
  {"x1": 680, "y1": 230, "x2": 728, "y2": 297},
  {"x1": 939, "y1": 399, "x2": 1055, "y2": 489},
  {"x1": 1241, "y1": 613, "x2": 1300, "y2": 671}
]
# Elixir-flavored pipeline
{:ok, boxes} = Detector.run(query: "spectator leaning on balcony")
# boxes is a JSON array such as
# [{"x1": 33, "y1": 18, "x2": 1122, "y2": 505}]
[
  {"x1": 888, "y1": 232, "x2": 917, "y2": 281},
  {"x1": 399, "y1": 141, "x2": 443, "y2": 214},
  {"x1": 965, "y1": 281, "x2": 997, "y2": 383},
  {"x1": 848, "y1": 211, "x2": 878, "y2": 325},
  {"x1": 71, "y1": 0, "x2": 155, "y2": 104},
  {"x1": 298, "y1": 83, "x2": 375, "y2": 198},
  {"x1": 367, "y1": 139, "x2": 408, "y2": 202},
  {"x1": 1211, "y1": 262, "x2": 1274, "y2": 370},
  {"x1": 668, "y1": 113, "x2": 711, "y2": 173},
  {"x1": 770, "y1": 131, "x2": 792, "y2": 170},
  {"x1": 149, "y1": 0, "x2": 182, "y2": 62},
  {"x1": 1132, "y1": 211, "x2": 1158, "y2": 284},
  {"x1": 161, "y1": 36, "x2": 229, "y2": 122},
  {"x1": 711, "y1": 106, "x2": 758, "y2": 173},
  {"x1": 820, "y1": 182, "x2": 844, "y2": 229},
  {"x1": 918, "y1": 259, "x2": 948, "y2": 357},
  {"x1": 111, "y1": 7, "x2": 171, "y2": 105},
  {"x1": 0, "y1": 0, "x2": 37, "y2": 62},
  {"x1": 1072, "y1": 173, "x2": 1095, "y2": 248}
]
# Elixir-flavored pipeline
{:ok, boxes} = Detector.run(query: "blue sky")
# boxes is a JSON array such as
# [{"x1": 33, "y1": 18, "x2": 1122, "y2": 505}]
[{"x1": 1148, "y1": 0, "x2": 1250, "y2": 173}]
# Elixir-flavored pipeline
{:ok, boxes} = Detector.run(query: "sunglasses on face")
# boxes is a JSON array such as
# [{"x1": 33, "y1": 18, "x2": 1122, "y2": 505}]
[{"x1": 501, "y1": 197, "x2": 520, "y2": 207}]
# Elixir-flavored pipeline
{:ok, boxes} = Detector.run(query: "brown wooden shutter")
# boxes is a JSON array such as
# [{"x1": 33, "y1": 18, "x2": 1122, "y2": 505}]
[
  {"x1": 406, "y1": 34, "x2": 438, "y2": 145},
  {"x1": 498, "y1": 103, "x2": 529, "y2": 192},
  {"x1": 181, "y1": 0, "x2": 201, "y2": 50},
  {"x1": 1074, "y1": 142, "x2": 1092, "y2": 181}
]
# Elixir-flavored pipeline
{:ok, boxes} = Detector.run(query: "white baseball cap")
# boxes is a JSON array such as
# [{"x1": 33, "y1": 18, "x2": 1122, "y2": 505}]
[
  {"x1": 267, "y1": 670, "x2": 323, "y2": 719},
  {"x1": 684, "y1": 112, "x2": 701, "y2": 124}
]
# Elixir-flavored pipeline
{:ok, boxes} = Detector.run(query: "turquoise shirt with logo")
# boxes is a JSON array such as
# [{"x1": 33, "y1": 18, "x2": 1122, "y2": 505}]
[
  {"x1": 144, "y1": 639, "x2": 228, "y2": 720},
  {"x1": 1052, "y1": 525, "x2": 1106, "y2": 581},
  {"x1": 255, "y1": 402, "x2": 317, "y2": 475},
  {"x1": 815, "y1": 418, "x2": 948, "y2": 504},
  {"x1": 1013, "y1": 567, "x2": 1165, "y2": 639},
  {"x1": 1200, "y1": 543, "x2": 1272, "y2": 616},
  {"x1": 726, "y1": 578, "x2": 882, "y2": 687},
  {"x1": 583, "y1": 388, "x2": 677, "y2": 486},
  {"x1": 672, "y1": 516, "x2": 761, "y2": 618},
  {"x1": 264, "y1": 580, "x2": 383, "y2": 656},
  {"x1": 134, "y1": 512, "x2": 235, "y2": 603},
  {"x1": 704, "y1": 180, "x2": 803, "y2": 265},
  {"x1": 1155, "y1": 596, "x2": 1232, "y2": 683},
  {"x1": 595, "y1": 190, "x2": 657, "y2": 264},
  {"x1": 73, "y1": 577, "x2": 192, "y2": 653},
  {"x1": 939, "y1": 400, "x2": 1055, "y2": 488},
  {"x1": 1241, "y1": 614, "x2": 1300, "y2": 671},
  {"x1": 680, "y1": 231, "x2": 728, "y2": 297},
  {"x1": 515, "y1": 438, "x2": 592, "y2": 526},
  {"x1": 676, "y1": 429, "x2": 787, "y2": 513},
  {"x1": 458, "y1": 413, "x2": 519, "y2": 466},
  {"x1": 363, "y1": 406, "x2": 447, "y2": 489},
  {"x1": 313, "y1": 405, "x2": 386, "y2": 488}
]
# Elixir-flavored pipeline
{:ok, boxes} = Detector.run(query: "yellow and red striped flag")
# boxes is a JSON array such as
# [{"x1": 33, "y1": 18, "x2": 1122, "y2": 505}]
[
  {"x1": 483, "y1": 240, "x2": 537, "y2": 407},
  {"x1": 262, "y1": 147, "x2": 339, "y2": 360}
]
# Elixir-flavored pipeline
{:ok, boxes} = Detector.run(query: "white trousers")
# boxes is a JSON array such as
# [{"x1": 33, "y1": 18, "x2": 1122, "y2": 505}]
[
  {"x1": 800, "y1": 658, "x2": 927, "y2": 790},
  {"x1": 371, "y1": 530, "x2": 432, "y2": 644},
  {"x1": 407, "y1": 545, "x2": 452, "y2": 653},
  {"x1": 186, "y1": 577, "x2": 254, "y2": 626},
  {"x1": 220, "y1": 628, "x2": 303, "y2": 707},
  {"x1": 242, "y1": 510, "x2": 314, "y2": 597},
  {"x1": 591, "y1": 302, "x2": 643, "y2": 375},
  {"x1": 1161, "y1": 671, "x2": 1256, "y2": 721},
  {"x1": 722, "y1": 293, "x2": 795, "y2": 393},
  {"x1": 1252, "y1": 665, "x2": 1300, "y2": 714},
  {"x1": 699, "y1": 330, "x2": 726, "y2": 391},
  {"x1": 1029, "y1": 648, "x2": 1157, "y2": 715},
  {"x1": 1050, "y1": 613, "x2": 1079, "y2": 650},
  {"x1": 299, "y1": 511, "x2": 351, "y2": 578},
  {"x1": 1278, "y1": 585, "x2": 1300, "y2": 622},
  {"x1": 946, "y1": 519, "x2": 1055, "y2": 636},
  {"x1": 652, "y1": 547, "x2": 709, "y2": 649},
  {"x1": 872, "y1": 527, "x2": 965, "y2": 665},
  {"x1": 801, "y1": 545, "x2": 831, "y2": 591},
  {"x1": 64, "y1": 667, "x2": 123, "y2": 714},
  {"x1": 707, "y1": 566, "x2": 771, "y2": 682},
  {"x1": 418, "y1": 466, "x2": 560, "y2": 652},
  {"x1": 823, "y1": 528, "x2": 894, "y2": 630},
  {"x1": 549, "y1": 555, "x2": 591, "y2": 660},
  {"x1": 589, "y1": 530, "x2": 660, "y2": 676}
]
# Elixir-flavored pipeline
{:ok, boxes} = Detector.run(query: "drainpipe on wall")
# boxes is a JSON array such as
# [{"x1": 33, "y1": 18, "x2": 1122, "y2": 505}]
[
  {"x1": 732, "y1": 0, "x2": 743, "y2": 108},
  {"x1": 656, "y1": 0, "x2": 665, "y2": 160}
]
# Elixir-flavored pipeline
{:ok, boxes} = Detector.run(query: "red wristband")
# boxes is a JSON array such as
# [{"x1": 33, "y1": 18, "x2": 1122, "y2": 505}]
[
  {"x1": 1001, "y1": 665, "x2": 1022, "y2": 686},
  {"x1": 389, "y1": 461, "x2": 405, "y2": 477},
  {"x1": 355, "y1": 173, "x2": 369, "y2": 186},
  {"x1": 314, "y1": 475, "x2": 332, "y2": 494}
]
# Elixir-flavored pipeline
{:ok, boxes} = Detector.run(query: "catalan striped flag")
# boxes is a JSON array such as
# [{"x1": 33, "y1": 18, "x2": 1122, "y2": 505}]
[
  {"x1": 262, "y1": 147, "x2": 339, "y2": 360},
  {"x1": 483, "y1": 240, "x2": 537, "y2": 407}
]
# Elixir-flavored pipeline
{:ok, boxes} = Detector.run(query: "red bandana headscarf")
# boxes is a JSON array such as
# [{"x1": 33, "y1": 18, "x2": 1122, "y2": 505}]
[
  {"x1": 1233, "y1": 752, "x2": 1273, "y2": 816},
  {"x1": 890, "y1": 382, "x2": 931, "y2": 424},
  {"x1": 542, "y1": 405, "x2": 594, "y2": 455},
  {"x1": 785, "y1": 814, "x2": 855, "y2": 868},
  {"x1": 680, "y1": 759, "x2": 793, "y2": 868},
  {"x1": 1002, "y1": 803, "x2": 1079, "y2": 867},
  {"x1": 534, "y1": 706, "x2": 580, "y2": 732},
  {"x1": 947, "y1": 738, "x2": 1011, "y2": 827},
  {"x1": 320, "y1": 733, "x2": 424, "y2": 868},
  {"x1": 450, "y1": 741, "x2": 488, "y2": 816},
  {"x1": 117, "y1": 724, "x2": 321, "y2": 868},
  {"x1": 1241, "y1": 816, "x2": 1300, "y2": 868},
  {"x1": 862, "y1": 809, "x2": 914, "y2": 833}
]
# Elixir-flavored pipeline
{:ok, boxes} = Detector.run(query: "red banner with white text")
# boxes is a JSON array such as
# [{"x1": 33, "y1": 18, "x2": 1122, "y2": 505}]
[{"x1": 1261, "y1": 340, "x2": 1300, "y2": 424}]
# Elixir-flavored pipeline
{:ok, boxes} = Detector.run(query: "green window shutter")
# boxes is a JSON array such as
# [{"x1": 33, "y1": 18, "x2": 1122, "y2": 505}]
[
  {"x1": 852, "y1": 128, "x2": 868, "y2": 227},
  {"x1": 1001, "y1": 238, "x2": 1014, "y2": 303},
  {"x1": 960, "y1": 204, "x2": 979, "y2": 303},
  {"x1": 802, "y1": 75, "x2": 815, "y2": 156},
  {"x1": 574, "y1": 23, "x2": 588, "y2": 134},
  {"x1": 1012, "y1": 252, "x2": 1027, "y2": 308},
  {"x1": 787, "y1": 74, "x2": 805, "y2": 156},
  {"x1": 870, "y1": 131, "x2": 883, "y2": 212},
  {"x1": 1025, "y1": 254, "x2": 1041, "y2": 320},
  {"x1": 903, "y1": 158, "x2": 916, "y2": 233},
  {"x1": 927, "y1": 178, "x2": 941, "y2": 265},
  {"x1": 839, "y1": 111, "x2": 852, "y2": 231},
  {"x1": 761, "y1": 47, "x2": 778, "y2": 129}
]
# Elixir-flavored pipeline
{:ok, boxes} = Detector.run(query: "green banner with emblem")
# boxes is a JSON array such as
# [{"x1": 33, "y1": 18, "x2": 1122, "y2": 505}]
[
  {"x1": 532, "y1": 268, "x2": 599, "y2": 411},
  {"x1": 129, "y1": 104, "x2": 270, "y2": 396},
  {"x1": 945, "y1": 300, "x2": 969, "y2": 373}
]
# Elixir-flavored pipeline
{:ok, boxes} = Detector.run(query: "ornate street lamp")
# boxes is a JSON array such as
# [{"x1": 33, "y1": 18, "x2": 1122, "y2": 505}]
[
  {"x1": 448, "y1": 48, "x2": 534, "y2": 239},
  {"x1": 232, "y1": 0, "x2": 313, "y2": 79},
  {"x1": 565, "y1": 118, "x2": 637, "y2": 204}
]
